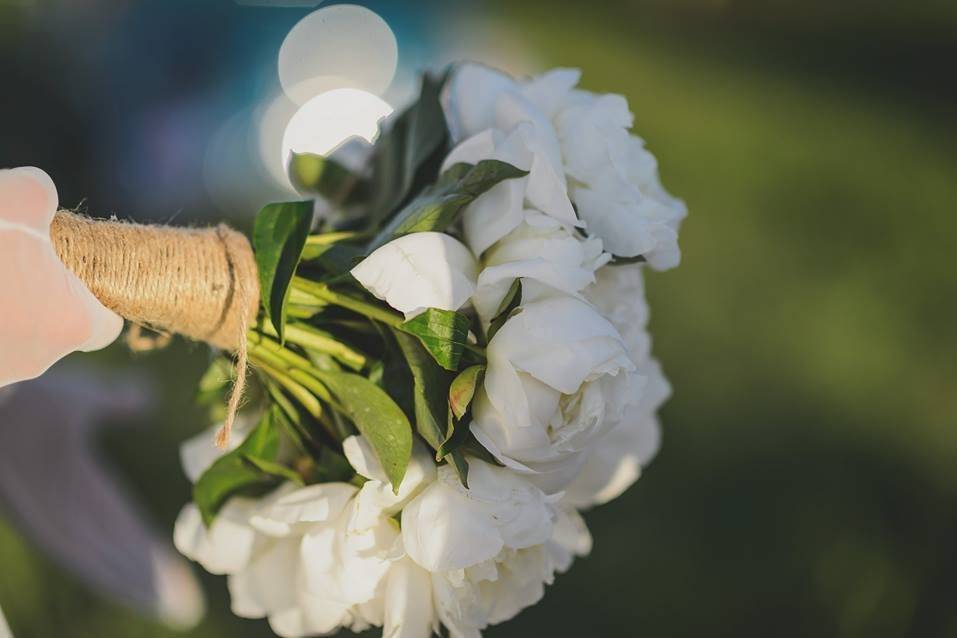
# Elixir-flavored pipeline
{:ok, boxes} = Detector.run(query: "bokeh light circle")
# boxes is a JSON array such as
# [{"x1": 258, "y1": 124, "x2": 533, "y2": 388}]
[
  {"x1": 278, "y1": 4, "x2": 398, "y2": 105},
  {"x1": 280, "y1": 88, "x2": 393, "y2": 168}
]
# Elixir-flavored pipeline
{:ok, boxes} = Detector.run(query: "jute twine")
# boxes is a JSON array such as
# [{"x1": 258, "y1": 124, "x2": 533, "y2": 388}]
[{"x1": 50, "y1": 211, "x2": 260, "y2": 447}]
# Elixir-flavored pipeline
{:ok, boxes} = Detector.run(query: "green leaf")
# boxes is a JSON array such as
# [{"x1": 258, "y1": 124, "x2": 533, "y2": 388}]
[
  {"x1": 253, "y1": 201, "x2": 314, "y2": 342},
  {"x1": 369, "y1": 160, "x2": 529, "y2": 250},
  {"x1": 367, "y1": 71, "x2": 451, "y2": 225},
  {"x1": 447, "y1": 450, "x2": 470, "y2": 488},
  {"x1": 393, "y1": 330, "x2": 451, "y2": 453},
  {"x1": 263, "y1": 381, "x2": 313, "y2": 455},
  {"x1": 448, "y1": 364, "x2": 485, "y2": 420},
  {"x1": 462, "y1": 436, "x2": 505, "y2": 467},
  {"x1": 310, "y1": 369, "x2": 412, "y2": 492},
  {"x1": 439, "y1": 366, "x2": 485, "y2": 461},
  {"x1": 486, "y1": 278, "x2": 522, "y2": 342},
  {"x1": 193, "y1": 406, "x2": 283, "y2": 526},
  {"x1": 396, "y1": 308, "x2": 471, "y2": 371},
  {"x1": 288, "y1": 152, "x2": 363, "y2": 203},
  {"x1": 437, "y1": 404, "x2": 469, "y2": 458}
]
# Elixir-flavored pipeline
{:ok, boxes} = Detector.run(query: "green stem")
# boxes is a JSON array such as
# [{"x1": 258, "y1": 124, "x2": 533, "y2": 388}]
[
  {"x1": 288, "y1": 286, "x2": 326, "y2": 307},
  {"x1": 260, "y1": 321, "x2": 367, "y2": 370},
  {"x1": 292, "y1": 277, "x2": 402, "y2": 327},
  {"x1": 248, "y1": 336, "x2": 334, "y2": 403},
  {"x1": 250, "y1": 349, "x2": 346, "y2": 444},
  {"x1": 249, "y1": 353, "x2": 322, "y2": 420},
  {"x1": 305, "y1": 230, "x2": 371, "y2": 246}
]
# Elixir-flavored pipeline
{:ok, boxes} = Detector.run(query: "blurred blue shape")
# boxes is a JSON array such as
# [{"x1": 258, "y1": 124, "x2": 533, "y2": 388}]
[{"x1": 0, "y1": 369, "x2": 205, "y2": 630}]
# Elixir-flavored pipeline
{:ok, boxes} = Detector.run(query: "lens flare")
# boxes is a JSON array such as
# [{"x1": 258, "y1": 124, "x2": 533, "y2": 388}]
[
  {"x1": 281, "y1": 88, "x2": 393, "y2": 168},
  {"x1": 278, "y1": 4, "x2": 398, "y2": 105}
]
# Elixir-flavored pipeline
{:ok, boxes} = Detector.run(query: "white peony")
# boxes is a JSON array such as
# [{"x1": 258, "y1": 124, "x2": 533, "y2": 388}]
[
  {"x1": 563, "y1": 264, "x2": 672, "y2": 507},
  {"x1": 229, "y1": 482, "x2": 359, "y2": 637},
  {"x1": 351, "y1": 231, "x2": 479, "y2": 318},
  {"x1": 442, "y1": 123, "x2": 577, "y2": 257},
  {"x1": 471, "y1": 211, "x2": 608, "y2": 327},
  {"x1": 444, "y1": 63, "x2": 686, "y2": 269},
  {"x1": 562, "y1": 358, "x2": 670, "y2": 508},
  {"x1": 472, "y1": 295, "x2": 640, "y2": 493},
  {"x1": 173, "y1": 432, "x2": 439, "y2": 638},
  {"x1": 174, "y1": 432, "x2": 591, "y2": 638},
  {"x1": 400, "y1": 461, "x2": 590, "y2": 638}
]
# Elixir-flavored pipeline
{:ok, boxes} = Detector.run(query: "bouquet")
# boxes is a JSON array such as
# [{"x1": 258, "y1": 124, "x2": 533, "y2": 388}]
[
  {"x1": 0, "y1": 60, "x2": 684, "y2": 637},
  {"x1": 172, "y1": 63, "x2": 685, "y2": 637}
]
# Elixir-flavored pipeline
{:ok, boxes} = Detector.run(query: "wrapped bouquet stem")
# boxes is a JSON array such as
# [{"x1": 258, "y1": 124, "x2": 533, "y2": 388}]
[
  {"x1": 1, "y1": 60, "x2": 685, "y2": 638},
  {"x1": 49, "y1": 211, "x2": 260, "y2": 351}
]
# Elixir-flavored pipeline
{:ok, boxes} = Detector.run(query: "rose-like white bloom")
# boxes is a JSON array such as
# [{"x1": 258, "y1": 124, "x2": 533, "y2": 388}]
[
  {"x1": 174, "y1": 498, "x2": 260, "y2": 576},
  {"x1": 563, "y1": 264, "x2": 671, "y2": 507},
  {"x1": 351, "y1": 231, "x2": 479, "y2": 317},
  {"x1": 442, "y1": 123, "x2": 577, "y2": 257},
  {"x1": 529, "y1": 69, "x2": 686, "y2": 269},
  {"x1": 471, "y1": 211, "x2": 608, "y2": 326},
  {"x1": 472, "y1": 295, "x2": 639, "y2": 493},
  {"x1": 562, "y1": 358, "x2": 669, "y2": 508},
  {"x1": 401, "y1": 461, "x2": 590, "y2": 638},
  {"x1": 292, "y1": 437, "x2": 437, "y2": 635},
  {"x1": 444, "y1": 64, "x2": 686, "y2": 270},
  {"x1": 0, "y1": 167, "x2": 123, "y2": 388},
  {"x1": 174, "y1": 426, "x2": 594, "y2": 638},
  {"x1": 174, "y1": 481, "x2": 407, "y2": 638},
  {"x1": 174, "y1": 434, "x2": 440, "y2": 638}
]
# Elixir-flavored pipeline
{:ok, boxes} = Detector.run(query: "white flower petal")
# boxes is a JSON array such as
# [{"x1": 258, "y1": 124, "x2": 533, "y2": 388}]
[
  {"x1": 547, "y1": 506, "x2": 592, "y2": 573},
  {"x1": 402, "y1": 477, "x2": 503, "y2": 572},
  {"x1": 267, "y1": 607, "x2": 309, "y2": 638},
  {"x1": 173, "y1": 500, "x2": 257, "y2": 575},
  {"x1": 349, "y1": 438, "x2": 437, "y2": 530},
  {"x1": 472, "y1": 211, "x2": 607, "y2": 324},
  {"x1": 179, "y1": 417, "x2": 255, "y2": 483},
  {"x1": 563, "y1": 360, "x2": 670, "y2": 508},
  {"x1": 402, "y1": 463, "x2": 555, "y2": 572},
  {"x1": 343, "y1": 435, "x2": 389, "y2": 483},
  {"x1": 444, "y1": 64, "x2": 516, "y2": 141},
  {"x1": 522, "y1": 68, "x2": 581, "y2": 117},
  {"x1": 383, "y1": 557, "x2": 435, "y2": 638},
  {"x1": 487, "y1": 296, "x2": 632, "y2": 396},
  {"x1": 461, "y1": 179, "x2": 526, "y2": 257},
  {"x1": 351, "y1": 232, "x2": 478, "y2": 316},
  {"x1": 227, "y1": 537, "x2": 300, "y2": 619},
  {"x1": 250, "y1": 483, "x2": 357, "y2": 537},
  {"x1": 299, "y1": 587, "x2": 354, "y2": 635}
]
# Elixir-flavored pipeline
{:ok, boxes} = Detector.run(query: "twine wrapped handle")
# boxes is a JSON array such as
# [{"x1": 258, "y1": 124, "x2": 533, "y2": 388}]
[
  {"x1": 51, "y1": 211, "x2": 259, "y2": 350},
  {"x1": 50, "y1": 211, "x2": 260, "y2": 446}
]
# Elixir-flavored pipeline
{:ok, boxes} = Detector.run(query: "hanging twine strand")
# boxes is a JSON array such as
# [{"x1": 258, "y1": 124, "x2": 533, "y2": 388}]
[
  {"x1": 50, "y1": 211, "x2": 260, "y2": 448},
  {"x1": 213, "y1": 227, "x2": 251, "y2": 449}
]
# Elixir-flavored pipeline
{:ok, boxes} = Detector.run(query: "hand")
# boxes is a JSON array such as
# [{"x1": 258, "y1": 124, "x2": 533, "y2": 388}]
[{"x1": 0, "y1": 167, "x2": 123, "y2": 387}]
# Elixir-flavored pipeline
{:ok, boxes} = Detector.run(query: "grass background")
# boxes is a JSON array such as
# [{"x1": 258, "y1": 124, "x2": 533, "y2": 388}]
[{"x1": 1, "y1": 1, "x2": 955, "y2": 636}]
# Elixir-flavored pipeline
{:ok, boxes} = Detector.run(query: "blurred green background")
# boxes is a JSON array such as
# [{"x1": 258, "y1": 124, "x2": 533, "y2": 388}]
[{"x1": 1, "y1": 1, "x2": 955, "y2": 637}]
